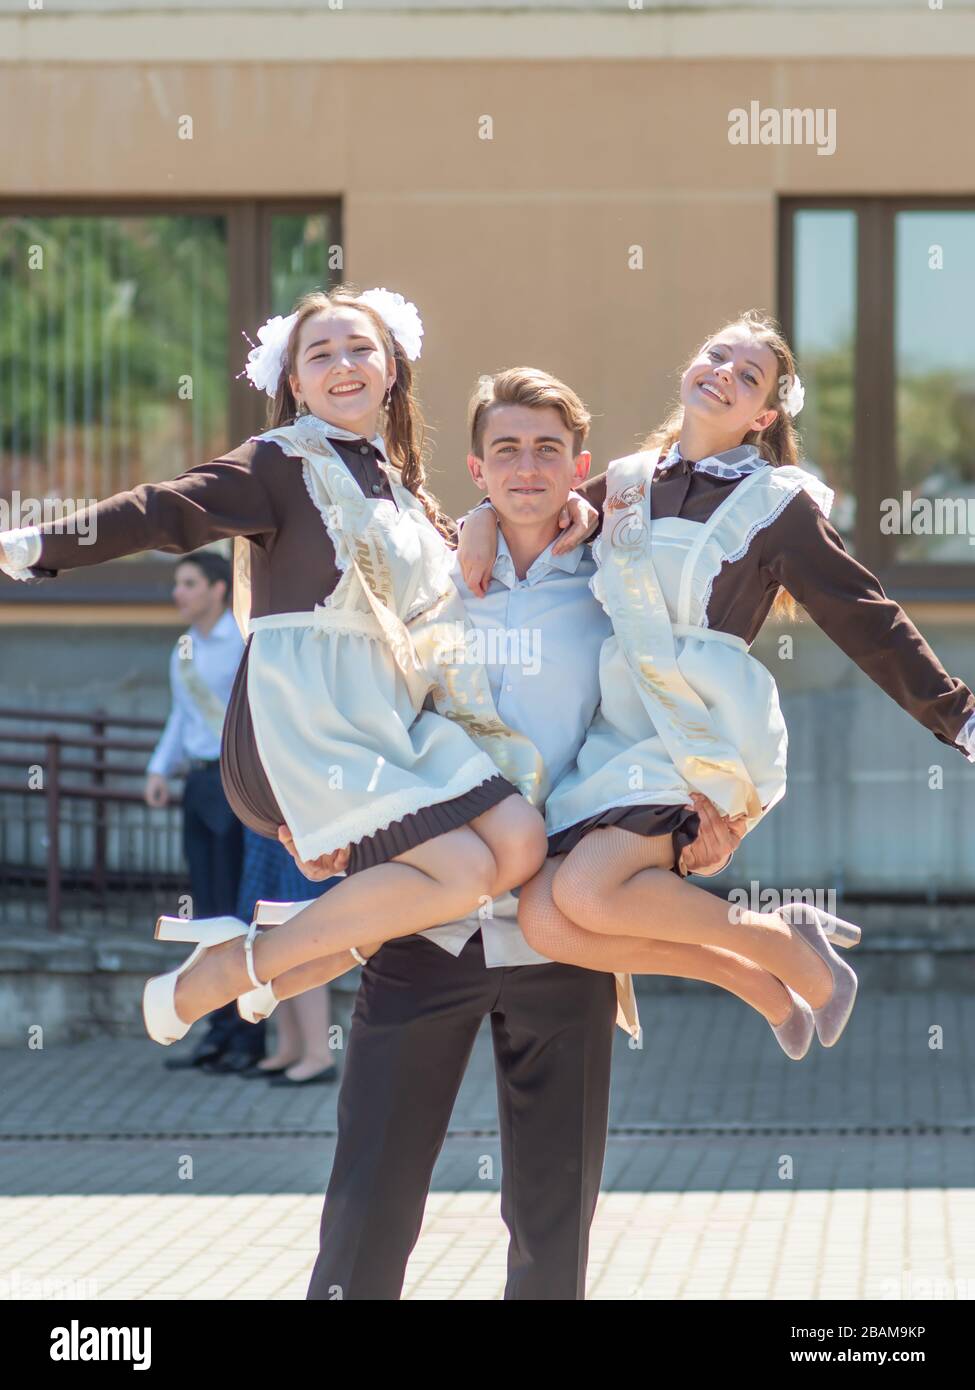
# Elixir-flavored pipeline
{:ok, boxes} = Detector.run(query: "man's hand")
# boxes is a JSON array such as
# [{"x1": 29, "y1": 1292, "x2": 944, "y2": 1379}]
[
  {"x1": 678, "y1": 793, "x2": 745, "y2": 876},
  {"x1": 145, "y1": 773, "x2": 170, "y2": 808},
  {"x1": 278, "y1": 824, "x2": 350, "y2": 879},
  {"x1": 456, "y1": 504, "x2": 499, "y2": 598},
  {"x1": 551, "y1": 491, "x2": 599, "y2": 556}
]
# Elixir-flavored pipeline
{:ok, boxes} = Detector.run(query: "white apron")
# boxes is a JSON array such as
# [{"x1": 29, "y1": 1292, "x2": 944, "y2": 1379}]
[
  {"x1": 235, "y1": 415, "x2": 545, "y2": 863},
  {"x1": 545, "y1": 448, "x2": 835, "y2": 840}
]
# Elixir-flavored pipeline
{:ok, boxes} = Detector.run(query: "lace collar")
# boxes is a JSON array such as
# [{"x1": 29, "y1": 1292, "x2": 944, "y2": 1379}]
[
  {"x1": 295, "y1": 411, "x2": 389, "y2": 462},
  {"x1": 654, "y1": 442, "x2": 766, "y2": 480}
]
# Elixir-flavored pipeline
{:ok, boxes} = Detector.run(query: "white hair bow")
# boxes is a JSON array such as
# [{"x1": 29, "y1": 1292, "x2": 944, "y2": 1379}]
[
  {"x1": 241, "y1": 289, "x2": 424, "y2": 397},
  {"x1": 780, "y1": 373, "x2": 805, "y2": 418}
]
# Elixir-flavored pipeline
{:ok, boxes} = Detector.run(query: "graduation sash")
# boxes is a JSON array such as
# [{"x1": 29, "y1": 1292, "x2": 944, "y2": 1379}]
[
  {"x1": 175, "y1": 643, "x2": 228, "y2": 740},
  {"x1": 599, "y1": 450, "x2": 766, "y2": 830}
]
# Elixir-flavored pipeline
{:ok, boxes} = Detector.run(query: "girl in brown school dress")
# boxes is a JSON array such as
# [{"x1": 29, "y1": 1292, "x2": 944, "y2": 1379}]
[
  {"x1": 0, "y1": 286, "x2": 591, "y2": 1045},
  {"x1": 458, "y1": 310, "x2": 975, "y2": 1060}
]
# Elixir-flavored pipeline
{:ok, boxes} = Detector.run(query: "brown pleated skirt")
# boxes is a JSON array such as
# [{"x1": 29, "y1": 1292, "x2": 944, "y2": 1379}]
[{"x1": 220, "y1": 637, "x2": 518, "y2": 876}]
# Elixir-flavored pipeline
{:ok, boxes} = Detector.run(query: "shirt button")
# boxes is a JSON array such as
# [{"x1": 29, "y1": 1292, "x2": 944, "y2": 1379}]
[
  {"x1": 359, "y1": 444, "x2": 370, "y2": 455},
  {"x1": 505, "y1": 684, "x2": 513, "y2": 692},
  {"x1": 372, "y1": 483, "x2": 382, "y2": 494}
]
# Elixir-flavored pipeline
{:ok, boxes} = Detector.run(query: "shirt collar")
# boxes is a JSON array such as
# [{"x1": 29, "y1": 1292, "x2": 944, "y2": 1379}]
[
  {"x1": 492, "y1": 527, "x2": 586, "y2": 589},
  {"x1": 655, "y1": 441, "x2": 765, "y2": 480},
  {"x1": 304, "y1": 412, "x2": 389, "y2": 462},
  {"x1": 190, "y1": 607, "x2": 239, "y2": 642}
]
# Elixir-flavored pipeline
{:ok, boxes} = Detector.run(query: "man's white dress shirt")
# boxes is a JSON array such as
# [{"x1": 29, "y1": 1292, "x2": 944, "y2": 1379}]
[
  {"x1": 418, "y1": 530, "x2": 612, "y2": 966},
  {"x1": 147, "y1": 608, "x2": 245, "y2": 777}
]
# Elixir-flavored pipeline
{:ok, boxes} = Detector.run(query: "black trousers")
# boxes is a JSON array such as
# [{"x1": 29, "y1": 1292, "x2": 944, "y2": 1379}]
[
  {"x1": 181, "y1": 762, "x2": 252, "y2": 1056},
  {"x1": 306, "y1": 930, "x2": 617, "y2": 1301}
]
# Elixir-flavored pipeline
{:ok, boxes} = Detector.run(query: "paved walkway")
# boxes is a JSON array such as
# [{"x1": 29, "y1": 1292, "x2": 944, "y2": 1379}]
[{"x1": 2, "y1": 992, "x2": 974, "y2": 1299}]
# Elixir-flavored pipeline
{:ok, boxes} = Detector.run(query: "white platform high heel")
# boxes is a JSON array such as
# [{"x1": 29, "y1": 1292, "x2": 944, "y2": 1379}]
[
  {"x1": 236, "y1": 899, "x2": 372, "y2": 1025},
  {"x1": 143, "y1": 915, "x2": 267, "y2": 1046},
  {"x1": 237, "y1": 901, "x2": 310, "y2": 1024}
]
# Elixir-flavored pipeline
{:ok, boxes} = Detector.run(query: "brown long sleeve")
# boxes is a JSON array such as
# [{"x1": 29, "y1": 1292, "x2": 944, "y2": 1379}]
[
  {"x1": 575, "y1": 471, "x2": 607, "y2": 535},
  {"x1": 32, "y1": 450, "x2": 279, "y2": 576},
  {"x1": 758, "y1": 487, "x2": 975, "y2": 752}
]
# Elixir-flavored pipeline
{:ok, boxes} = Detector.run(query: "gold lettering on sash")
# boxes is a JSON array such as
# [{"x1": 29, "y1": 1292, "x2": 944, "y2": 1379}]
[
  {"x1": 352, "y1": 536, "x2": 395, "y2": 608},
  {"x1": 606, "y1": 482, "x2": 646, "y2": 512}
]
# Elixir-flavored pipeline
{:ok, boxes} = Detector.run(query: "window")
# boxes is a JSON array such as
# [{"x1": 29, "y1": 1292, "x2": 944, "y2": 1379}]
[
  {"x1": 781, "y1": 199, "x2": 975, "y2": 593},
  {"x1": 0, "y1": 200, "x2": 342, "y2": 601},
  {"x1": 893, "y1": 211, "x2": 975, "y2": 566}
]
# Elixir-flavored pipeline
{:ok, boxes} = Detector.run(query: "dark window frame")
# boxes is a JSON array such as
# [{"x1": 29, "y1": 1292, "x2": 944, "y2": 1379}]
[
  {"x1": 0, "y1": 196, "x2": 343, "y2": 606},
  {"x1": 779, "y1": 195, "x2": 975, "y2": 600}
]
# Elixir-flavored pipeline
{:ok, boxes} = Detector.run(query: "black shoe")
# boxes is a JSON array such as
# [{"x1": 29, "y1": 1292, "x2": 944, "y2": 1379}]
[
  {"x1": 238, "y1": 1062, "x2": 292, "y2": 1079},
  {"x1": 200, "y1": 1049, "x2": 263, "y2": 1075},
  {"x1": 163, "y1": 1045, "x2": 224, "y2": 1072},
  {"x1": 268, "y1": 1065, "x2": 338, "y2": 1087}
]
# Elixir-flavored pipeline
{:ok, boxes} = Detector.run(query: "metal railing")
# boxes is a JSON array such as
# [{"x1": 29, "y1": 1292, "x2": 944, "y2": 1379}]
[{"x1": 0, "y1": 707, "x2": 188, "y2": 933}]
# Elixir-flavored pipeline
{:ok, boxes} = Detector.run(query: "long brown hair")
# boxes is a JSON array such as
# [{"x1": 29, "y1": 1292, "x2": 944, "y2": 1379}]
[
  {"x1": 266, "y1": 285, "x2": 453, "y2": 540},
  {"x1": 641, "y1": 309, "x2": 802, "y2": 620}
]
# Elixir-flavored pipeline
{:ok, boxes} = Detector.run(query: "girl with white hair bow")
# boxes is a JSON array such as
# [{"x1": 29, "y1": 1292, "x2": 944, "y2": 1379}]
[
  {"x1": 0, "y1": 283, "x2": 595, "y2": 1045},
  {"x1": 459, "y1": 309, "x2": 975, "y2": 1061}
]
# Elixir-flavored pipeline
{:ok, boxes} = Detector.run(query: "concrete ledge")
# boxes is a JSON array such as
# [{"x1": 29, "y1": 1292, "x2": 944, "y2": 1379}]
[
  {"x1": 3, "y1": 9, "x2": 975, "y2": 64},
  {"x1": 0, "y1": 931, "x2": 361, "y2": 1047}
]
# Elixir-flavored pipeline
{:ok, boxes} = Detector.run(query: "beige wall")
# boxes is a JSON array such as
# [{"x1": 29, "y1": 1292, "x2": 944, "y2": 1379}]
[{"x1": 2, "y1": 53, "x2": 974, "y2": 515}]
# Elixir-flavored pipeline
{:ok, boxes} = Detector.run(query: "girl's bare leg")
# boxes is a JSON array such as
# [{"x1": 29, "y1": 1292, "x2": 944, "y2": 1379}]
[
  {"x1": 519, "y1": 858, "x2": 795, "y2": 1026},
  {"x1": 255, "y1": 999, "x2": 303, "y2": 1070},
  {"x1": 465, "y1": 795, "x2": 548, "y2": 899},
  {"x1": 173, "y1": 795, "x2": 546, "y2": 1026},
  {"x1": 281, "y1": 987, "x2": 335, "y2": 1080},
  {"x1": 256, "y1": 949, "x2": 361, "y2": 1005},
  {"x1": 262, "y1": 794, "x2": 544, "y2": 1005},
  {"x1": 248, "y1": 988, "x2": 336, "y2": 1076},
  {"x1": 550, "y1": 828, "x2": 835, "y2": 1008}
]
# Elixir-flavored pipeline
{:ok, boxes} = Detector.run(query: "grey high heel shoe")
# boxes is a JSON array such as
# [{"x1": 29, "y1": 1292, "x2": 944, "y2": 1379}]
[
  {"x1": 770, "y1": 985, "x2": 816, "y2": 1060},
  {"x1": 775, "y1": 904, "x2": 860, "y2": 1047}
]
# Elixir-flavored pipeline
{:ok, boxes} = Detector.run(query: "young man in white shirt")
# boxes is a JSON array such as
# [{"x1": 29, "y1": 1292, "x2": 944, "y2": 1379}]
[
  {"x1": 291, "y1": 369, "x2": 738, "y2": 1300},
  {"x1": 146, "y1": 550, "x2": 255, "y2": 1073}
]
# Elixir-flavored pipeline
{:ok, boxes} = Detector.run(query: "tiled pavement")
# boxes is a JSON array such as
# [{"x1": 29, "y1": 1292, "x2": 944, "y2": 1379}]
[{"x1": 2, "y1": 991, "x2": 974, "y2": 1299}]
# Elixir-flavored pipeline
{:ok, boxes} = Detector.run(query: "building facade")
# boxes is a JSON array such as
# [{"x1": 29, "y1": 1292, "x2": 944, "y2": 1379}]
[{"x1": 1, "y1": 0, "x2": 973, "y2": 894}]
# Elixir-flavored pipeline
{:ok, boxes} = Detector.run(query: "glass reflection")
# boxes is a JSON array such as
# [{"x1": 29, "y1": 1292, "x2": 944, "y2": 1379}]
[{"x1": 894, "y1": 211, "x2": 975, "y2": 564}]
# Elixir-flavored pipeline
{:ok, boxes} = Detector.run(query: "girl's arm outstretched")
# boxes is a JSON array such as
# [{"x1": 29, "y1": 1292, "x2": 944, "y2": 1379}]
[
  {"x1": 0, "y1": 444, "x2": 279, "y2": 579},
  {"x1": 759, "y1": 487, "x2": 975, "y2": 758}
]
